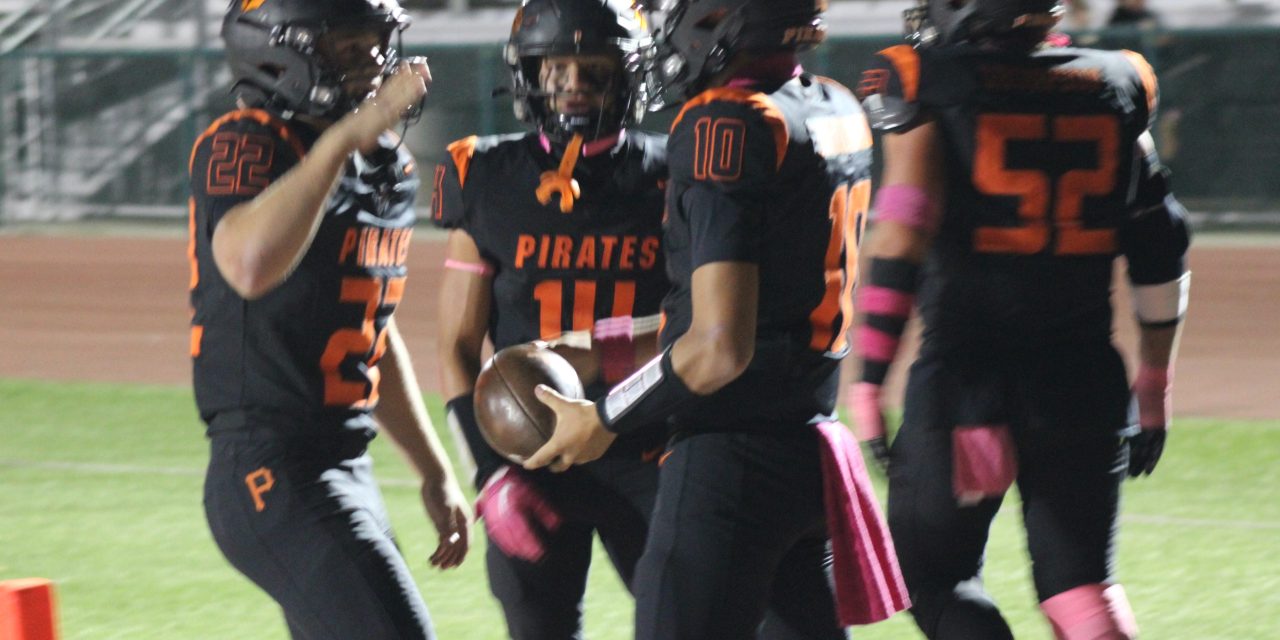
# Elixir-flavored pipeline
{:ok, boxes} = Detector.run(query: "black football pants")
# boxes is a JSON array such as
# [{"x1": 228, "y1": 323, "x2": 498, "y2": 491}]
[
  {"x1": 888, "y1": 355, "x2": 1129, "y2": 640},
  {"x1": 633, "y1": 429, "x2": 845, "y2": 640},
  {"x1": 204, "y1": 434, "x2": 435, "y2": 640},
  {"x1": 485, "y1": 454, "x2": 658, "y2": 640}
]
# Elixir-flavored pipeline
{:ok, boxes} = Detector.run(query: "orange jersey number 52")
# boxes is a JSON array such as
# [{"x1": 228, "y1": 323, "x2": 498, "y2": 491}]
[{"x1": 973, "y1": 113, "x2": 1120, "y2": 256}]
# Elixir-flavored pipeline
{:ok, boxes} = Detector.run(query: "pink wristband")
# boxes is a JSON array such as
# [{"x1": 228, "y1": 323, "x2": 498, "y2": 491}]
[
  {"x1": 595, "y1": 316, "x2": 636, "y2": 385},
  {"x1": 444, "y1": 258, "x2": 494, "y2": 276},
  {"x1": 873, "y1": 184, "x2": 939, "y2": 234}
]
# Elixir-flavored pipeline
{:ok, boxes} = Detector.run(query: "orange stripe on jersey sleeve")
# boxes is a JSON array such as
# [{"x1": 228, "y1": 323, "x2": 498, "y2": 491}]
[
  {"x1": 447, "y1": 135, "x2": 479, "y2": 189},
  {"x1": 878, "y1": 45, "x2": 920, "y2": 103},
  {"x1": 187, "y1": 197, "x2": 199, "y2": 290},
  {"x1": 671, "y1": 87, "x2": 789, "y2": 171},
  {"x1": 188, "y1": 108, "x2": 304, "y2": 175},
  {"x1": 1120, "y1": 50, "x2": 1159, "y2": 117}
]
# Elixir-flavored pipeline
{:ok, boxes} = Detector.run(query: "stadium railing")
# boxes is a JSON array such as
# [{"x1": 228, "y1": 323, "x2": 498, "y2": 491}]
[{"x1": 1, "y1": 26, "x2": 1277, "y2": 226}]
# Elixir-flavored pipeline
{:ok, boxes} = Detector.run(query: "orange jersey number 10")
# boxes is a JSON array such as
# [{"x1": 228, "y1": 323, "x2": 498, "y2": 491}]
[
  {"x1": 809, "y1": 179, "x2": 870, "y2": 353},
  {"x1": 973, "y1": 113, "x2": 1120, "y2": 256},
  {"x1": 320, "y1": 275, "x2": 406, "y2": 408}
]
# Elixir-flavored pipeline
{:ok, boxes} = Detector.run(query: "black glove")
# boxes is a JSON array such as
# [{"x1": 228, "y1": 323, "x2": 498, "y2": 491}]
[{"x1": 1127, "y1": 428, "x2": 1167, "y2": 478}]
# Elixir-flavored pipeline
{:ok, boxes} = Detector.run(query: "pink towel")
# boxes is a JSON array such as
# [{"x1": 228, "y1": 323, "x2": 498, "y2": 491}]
[
  {"x1": 951, "y1": 424, "x2": 1018, "y2": 505},
  {"x1": 815, "y1": 421, "x2": 911, "y2": 626}
]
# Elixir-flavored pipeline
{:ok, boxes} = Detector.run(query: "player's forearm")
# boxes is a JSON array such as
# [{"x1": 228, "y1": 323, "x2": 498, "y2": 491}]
[
  {"x1": 440, "y1": 341, "x2": 484, "y2": 400},
  {"x1": 211, "y1": 130, "x2": 357, "y2": 299},
  {"x1": 855, "y1": 221, "x2": 930, "y2": 389},
  {"x1": 1137, "y1": 324, "x2": 1181, "y2": 369},
  {"x1": 376, "y1": 322, "x2": 459, "y2": 487},
  {"x1": 670, "y1": 262, "x2": 759, "y2": 395},
  {"x1": 437, "y1": 275, "x2": 490, "y2": 400}
]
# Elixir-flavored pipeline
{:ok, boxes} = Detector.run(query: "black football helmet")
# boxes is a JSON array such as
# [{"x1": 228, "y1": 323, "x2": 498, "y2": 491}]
[
  {"x1": 903, "y1": 0, "x2": 1065, "y2": 48},
  {"x1": 505, "y1": 0, "x2": 652, "y2": 142},
  {"x1": 639, "y1": 0, "x2": 826, "y2": 110},
  {"x1": 222, "y1": 0, "x2": 411, "y2": 119}
]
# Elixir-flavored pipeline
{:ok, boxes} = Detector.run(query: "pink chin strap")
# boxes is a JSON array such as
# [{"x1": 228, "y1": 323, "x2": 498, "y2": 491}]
[{"x1": 538, "y1": 130, "x2": 623, "y2": 157}]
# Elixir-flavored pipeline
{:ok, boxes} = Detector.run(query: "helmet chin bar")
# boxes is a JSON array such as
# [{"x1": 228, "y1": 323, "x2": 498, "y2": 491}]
[{"x1": 513, "y1": 67, "x2": 627, "y2": 143}]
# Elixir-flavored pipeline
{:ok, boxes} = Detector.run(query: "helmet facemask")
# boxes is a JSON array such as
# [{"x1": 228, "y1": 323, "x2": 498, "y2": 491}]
[
  {"x1": 504, "y1": 0, "x2": 651, "y2": 144},
  {"x1": 512, "y1": 48, "x2": 636, "y2": 143},
  {"x1": 310, "y1": 24, "x2": 401, "y2": 114}
]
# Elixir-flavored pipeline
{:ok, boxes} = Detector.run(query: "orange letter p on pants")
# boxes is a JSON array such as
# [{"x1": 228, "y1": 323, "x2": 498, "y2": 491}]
[{"x1": 245, "y1": 467, "x2": 275, "y2": 513}]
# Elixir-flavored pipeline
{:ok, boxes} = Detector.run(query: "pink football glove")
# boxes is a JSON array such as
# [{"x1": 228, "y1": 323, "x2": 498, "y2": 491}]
[
  {"x1": 475, "y1": 466, "x2": 562, "y2": 562},
  {"x1": 849, "y1": 382, "x2": 890, "y2": 472}
]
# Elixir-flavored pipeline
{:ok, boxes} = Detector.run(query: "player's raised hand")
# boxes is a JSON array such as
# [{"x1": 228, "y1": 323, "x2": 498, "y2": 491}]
[
  {"x1": 420, "y1": 476, "x2": 471, "y2": 569},
  {"x1": 339, "y1": 58, "x2": 432, "y2": 154},
  {"x1": 524, "y1": 385, "x2": 616, "y2": 473},
  {"x1": 850, "y1": 382, "x2": 891, "y2": 473}
]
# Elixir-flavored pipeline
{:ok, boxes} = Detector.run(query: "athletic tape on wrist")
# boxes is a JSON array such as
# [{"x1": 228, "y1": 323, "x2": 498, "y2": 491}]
[
  {"x1": 596, "y1": 347, "x2": 694, "y2": 435},
  {"x1": 856, "y1": 257, "x2": 920, "y2": 385},
  {"x1": 1131, "y1": 271, "x2": 1190, "y2": 326}
]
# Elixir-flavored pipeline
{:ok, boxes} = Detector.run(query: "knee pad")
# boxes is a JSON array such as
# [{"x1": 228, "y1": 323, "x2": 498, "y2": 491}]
[{"x1": 1040, "y1": 583, "x2": 1138, "y2": 640}]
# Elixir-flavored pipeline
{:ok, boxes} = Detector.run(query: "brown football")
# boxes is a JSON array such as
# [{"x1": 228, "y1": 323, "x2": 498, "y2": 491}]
[{"x1": 473, "y1": 343, "x2": 584, "y2": 463}]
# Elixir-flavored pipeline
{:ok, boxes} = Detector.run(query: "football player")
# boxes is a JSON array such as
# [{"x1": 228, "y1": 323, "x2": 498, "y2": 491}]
[
  {"x1": 430, "y1": 0, "x2": 668, "y2": 637},
  {"x1": 191, "y1": 1, "x2": 469, "y2": 638},
  {"x1": 525, "y1": 0, "x2": 911, "y2": 637},
  {"x1": 850, "y1": 1, "x2": 1190, "y2": 638}
]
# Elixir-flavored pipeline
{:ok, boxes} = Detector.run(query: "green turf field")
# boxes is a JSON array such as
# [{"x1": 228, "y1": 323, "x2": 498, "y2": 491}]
[{"x1": 2, "y1": 379, "x2": 1277, "y2": 639}]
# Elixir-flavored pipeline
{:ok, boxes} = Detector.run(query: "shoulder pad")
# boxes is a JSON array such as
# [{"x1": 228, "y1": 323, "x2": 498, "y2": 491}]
[
  {"x1": 858, "y1": 46, "x2": 925, "y2": 133},
  {"x1": 860, "y1": 93, "x2": 922, "y2": 134},
  {"x1": 1120, "y1": 50, "x2": 1159, "y2": 127},
  {"x1": 445, "y1": 135, "x2": 478, "y2": 189},
  {"x1": 671, "y1": 87, "x2": 790, "y2": 173},
  {"x1": 188, "y1": 108, "x2": 304, "y2": 176}
]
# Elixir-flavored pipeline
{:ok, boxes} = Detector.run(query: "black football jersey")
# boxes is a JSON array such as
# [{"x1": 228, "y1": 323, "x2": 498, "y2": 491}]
[
  {"x1": 859, "y1": 44, "x2": 1179, "y2": 354},
  {"x1": 188, "y1": 109, "x2": 420, "y2": 438},
  {"x1": 431, "y1": 130, "x2": 669, "y2": 365},
  {"x1": 661, "y1": 74, "x2": 873, "y2": 430}
]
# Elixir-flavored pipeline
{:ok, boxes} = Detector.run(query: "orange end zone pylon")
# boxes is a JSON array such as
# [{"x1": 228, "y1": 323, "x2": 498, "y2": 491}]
[{"x1": 1, "y1": 578, "x2": 59, "y2": 640}]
